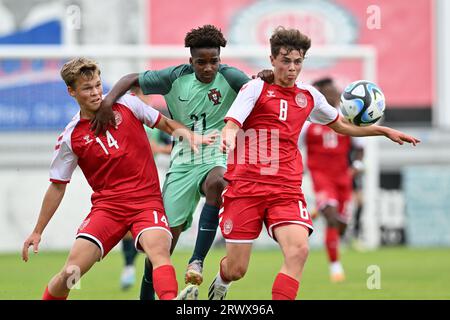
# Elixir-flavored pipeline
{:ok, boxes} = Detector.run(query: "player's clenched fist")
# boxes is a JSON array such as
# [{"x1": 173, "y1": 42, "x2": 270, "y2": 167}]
[{"x1": 220, "y1": 130, "x2": 237, "y2": 153}]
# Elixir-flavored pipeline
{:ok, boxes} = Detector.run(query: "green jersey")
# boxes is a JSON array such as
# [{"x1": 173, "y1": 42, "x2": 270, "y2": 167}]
[{"x1": 139, "y1": 64, "x2": 249, "y2": 173}]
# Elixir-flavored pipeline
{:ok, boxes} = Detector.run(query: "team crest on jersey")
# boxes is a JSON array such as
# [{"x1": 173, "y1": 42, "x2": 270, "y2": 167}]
[
  {"x1": 295, "y1": 93, "x2": 308, "y2": 108},
  {"x1": 208, "y1": 88, "x2": 222, "y2": 105},
  {"x1": 113, "y1": 111, "x2": 123, "y2": 126},
  {"x1": 223, "y1": 219, "x2": 233, "y2": 235},
  {"x1": 267, "y1": 90, "x2": 276, "y2": 97},
  {"x1": 83, "y1": 134, "x2": 93, "y2": 144}
]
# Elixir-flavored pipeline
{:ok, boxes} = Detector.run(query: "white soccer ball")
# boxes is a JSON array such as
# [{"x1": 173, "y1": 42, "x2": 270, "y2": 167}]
[{"x1": 340, "y1": 80, "x2": 386, "y2": 126}]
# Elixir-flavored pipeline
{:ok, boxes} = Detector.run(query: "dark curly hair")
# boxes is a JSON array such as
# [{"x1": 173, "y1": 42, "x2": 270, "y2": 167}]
[
  {"x1": 270, "y1": 26, "x2": 311, "y2": 58},
  {"x1": 184, "y1": 25, "x2": 227, "y2": 53}
]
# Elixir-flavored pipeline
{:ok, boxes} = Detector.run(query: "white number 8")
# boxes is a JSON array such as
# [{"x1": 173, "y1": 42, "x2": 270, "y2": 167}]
[{"x1": 279, "y1": 99, "x2": 288, "y2": 121}]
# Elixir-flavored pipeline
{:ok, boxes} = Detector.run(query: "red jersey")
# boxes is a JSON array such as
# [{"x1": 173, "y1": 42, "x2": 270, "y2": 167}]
[
  {"x1": 223, "y1": 78, "x2": 338, "y2": 189},
  {"x1": 304, "y1": 122, "x2": 351, "y2": 176},
  {"x1": 50, "y1": 94, "x2": 162, "y2": 205}
]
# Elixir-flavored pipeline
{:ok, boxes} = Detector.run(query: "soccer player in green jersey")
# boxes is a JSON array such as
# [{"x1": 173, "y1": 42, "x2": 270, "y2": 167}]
[{"x1": 92, "y1": 25, "x2": 268, "y2": 300}]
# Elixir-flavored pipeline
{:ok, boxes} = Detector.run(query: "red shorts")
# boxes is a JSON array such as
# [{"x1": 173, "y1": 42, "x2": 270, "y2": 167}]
[
  {"x1": 219, "y1": 181, "x2": 313, "y2": 242},
  {"x1": 310, "y1": 170, "x2": 353, "y2": 223},
  {"x1": 76, "y1": 199, "x2": 171, "y2": 259}
]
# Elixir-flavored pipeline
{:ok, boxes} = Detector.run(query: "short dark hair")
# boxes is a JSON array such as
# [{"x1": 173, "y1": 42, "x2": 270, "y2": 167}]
[
  {"x1": 184, "y1": 25, "x2": 227, "y2": 54},
  {"x1": 312, "y1": 77, "x2": 334, "y2": 89},
  {"x1": 269, "y1": 26, "x2": 311, "y2": 58}
]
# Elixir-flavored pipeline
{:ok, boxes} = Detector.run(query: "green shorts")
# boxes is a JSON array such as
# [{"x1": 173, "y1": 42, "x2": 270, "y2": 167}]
[{"x1": 162, "y1": 163, "x2": 226, "y2": 231}]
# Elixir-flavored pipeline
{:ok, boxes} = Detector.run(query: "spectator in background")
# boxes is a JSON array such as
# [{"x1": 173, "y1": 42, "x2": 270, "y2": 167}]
[
  {"x1": 301, "y1": 77, "x2": 365, "y2": 282},
  {"x1": 349, "y1": 144, "x2": 366, "y2": 251}
]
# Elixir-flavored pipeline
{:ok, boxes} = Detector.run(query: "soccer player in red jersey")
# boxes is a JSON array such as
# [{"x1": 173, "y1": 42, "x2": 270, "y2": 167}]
[
  {"x1": 21, "y1": 58, "x2": 211, "y2": 300},
  {"x1": 302, "y1": 77, "x2": 365, "y2": 282},
  {"x1": 208, "y1": 27, "x2": 420, "y2": 300}
]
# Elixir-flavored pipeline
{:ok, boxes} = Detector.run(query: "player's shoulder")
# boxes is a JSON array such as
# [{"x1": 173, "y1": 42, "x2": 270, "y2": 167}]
[
  {"x1": 296, "y1": 81, "x2": 319, "y2": 95},
  {"x1": 243, "y1": 77, "x2": 264, "y2": 89},
  {"x1": 141, "y1": 64, "x2": 193, "y2": 82},
  {"x1": 64, "y1": 113, "x2": 81, "y2": 134},
  {"x1": 57, "y1": 112, "x2": 80, "y2": 146},
  {"x1": 296, "y1": 81, "x2": 326, "y2": 103},
  {"x1": 115, "y1": 93, "x2": 140, "y2": 107},
  {"x1": 218, "y1": 64, "x2": 251, "y2": 91},
  {"x1": 218, "y1": 64, "x2": 244, "y2": 74},
  {"x1": 234, "y1": 78, "x2": 264, "y2": 98},
  {"x1": 168, "y1": 64, "x2": 194, "y2": 79}
]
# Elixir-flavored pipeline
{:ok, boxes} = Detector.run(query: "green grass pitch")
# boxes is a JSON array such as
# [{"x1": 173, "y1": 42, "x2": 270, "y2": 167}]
[{"x1": 1, "y1": 247, "x2": 449, "y2": 300}]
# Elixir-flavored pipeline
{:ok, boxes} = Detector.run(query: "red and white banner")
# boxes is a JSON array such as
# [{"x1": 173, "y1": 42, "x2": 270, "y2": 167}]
[{"x1": 148, "y1": 0, "x2": 433, "y2": 108}]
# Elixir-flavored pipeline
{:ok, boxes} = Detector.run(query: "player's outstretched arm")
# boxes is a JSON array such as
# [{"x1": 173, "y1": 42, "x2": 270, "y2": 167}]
[
  {"x1": 91, "y1": 73, "x2": 140, "y2": 136},
  {"x1": 22, "y1": 183, "x2": 67, "y2": 262},
  {"x1": 328, "y1": 115, "x2": 420, "y2": 146},
  {"x1": 155, "y1": 115, "x2": 217, "y2": 154}
]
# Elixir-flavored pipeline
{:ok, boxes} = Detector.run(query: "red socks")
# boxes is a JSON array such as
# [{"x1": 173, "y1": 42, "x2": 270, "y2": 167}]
[
  {"x1": 42, "y1": 286, "x2": 67, "y2": 300},
  {"x1": 152, "y1": 265, "x2": 178, "y2": 300},
  {"x1": 272, "y1": 272, "x2": 299, "y2": 300},
  {"x1": 325, "y1": 227, "x2": 339, "y2": 263}
]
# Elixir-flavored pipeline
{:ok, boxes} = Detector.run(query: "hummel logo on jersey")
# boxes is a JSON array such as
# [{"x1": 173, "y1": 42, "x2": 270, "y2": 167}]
[
  {"x1": 267, "y1": 90, "x2": 276, "y2": 97},
  {"x1": 83, "y1": 135, "x2": 93, "y2": 144},
  {"x1": 208, "y1": 88, "x2": 222, "y2": 105}
]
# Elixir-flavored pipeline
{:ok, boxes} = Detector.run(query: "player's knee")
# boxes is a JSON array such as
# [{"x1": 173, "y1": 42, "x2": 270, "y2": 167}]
[
  {"x1": 144, "y1": 243, "x2": 170, "y2": 262},
  {"x1": 228, "y1": 264, "x2": 248, "y2": 281},
  {"x1": 285, "y1": 242, "x2": 309, "y2": 265},
  {"x1": 57, "y1": 265, "x2": 81, "y2": 289},
  {"x1": 323, "y1": 210, "x2": 339, "y2": 227},
  {"x1": 205, "y1": 177, "x2": 227, "y2": 198},
  {"x1": 338, "y1": 223, "x2": 347, "y2": 236}
]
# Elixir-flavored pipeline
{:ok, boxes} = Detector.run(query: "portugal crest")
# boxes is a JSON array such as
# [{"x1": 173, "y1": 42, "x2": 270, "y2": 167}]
[{"x1": 208, "y1": 88, "x2": 222, "y2": 105}]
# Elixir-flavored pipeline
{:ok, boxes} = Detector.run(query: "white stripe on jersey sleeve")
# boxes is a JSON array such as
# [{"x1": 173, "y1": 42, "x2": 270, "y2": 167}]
[
  {"x1": 297, "y1": 83, "x2": 339, "y2": 125},
  {"x1": 225, "y1": 78, "x2": 264, "y2": 126},
  {"x1": 116, "y1": 94, "x2": 160, "y2": 128},
  {"x1": 298, "y1": 120, "x2": 311, "y2": 149},
  {"x1": 49, "y1": 118, "x2": 79, "y2": 183}
]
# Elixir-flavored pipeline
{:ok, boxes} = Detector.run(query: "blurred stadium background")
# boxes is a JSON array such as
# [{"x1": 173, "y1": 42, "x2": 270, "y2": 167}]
[{"x1": 0, "y1": 0, "x2": 449, "y2": 299}]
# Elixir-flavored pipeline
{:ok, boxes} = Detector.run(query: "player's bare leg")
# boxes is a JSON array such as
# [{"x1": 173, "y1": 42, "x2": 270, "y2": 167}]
[
  {"x1": 139, "y1": 224, "x2": 191, "y2": 300},
  {"x1": 208, "y1": 242, "x2": 252, "y2": 300},
  {"x1": 273, "y1": 224, "x2": 309, "y2": 300},
  {"x1": 44, "y1": 238, "x2": 101, "y2": 299},
  {"x1": 322, "y1": 205, "x2": 345, "y2": 282},
  {"x1": 139, "y1": 229, "x2": 197, "y2": 300},
  {"x1": 186, "y1": 166, "x2": 227, "y2": 286}
]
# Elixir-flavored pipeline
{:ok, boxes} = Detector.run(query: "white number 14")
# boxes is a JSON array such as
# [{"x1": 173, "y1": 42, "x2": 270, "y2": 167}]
[{"x1": 95, "y1": 130, "x2": 119, "y2": 155}]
